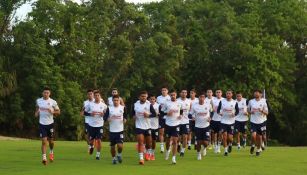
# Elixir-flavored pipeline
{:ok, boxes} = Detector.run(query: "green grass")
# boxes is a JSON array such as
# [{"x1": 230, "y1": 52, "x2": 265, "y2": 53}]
[{"x1": 0, "y1": 140, "x2": 306, "y2": 175}]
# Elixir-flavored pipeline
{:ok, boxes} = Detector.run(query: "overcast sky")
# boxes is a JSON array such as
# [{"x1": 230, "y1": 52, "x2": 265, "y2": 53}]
[{"x1": 16, "y1": 0, "x2": 162, "y2": 20}]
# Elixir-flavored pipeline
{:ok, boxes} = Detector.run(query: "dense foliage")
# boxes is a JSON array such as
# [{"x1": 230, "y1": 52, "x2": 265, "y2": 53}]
[{"x1": 0, "y1": 0, "x2": 306, "y2": 145}]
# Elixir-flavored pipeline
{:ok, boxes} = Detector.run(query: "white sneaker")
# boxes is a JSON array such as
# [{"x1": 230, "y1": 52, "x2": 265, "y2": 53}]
[
  {"x1": 202, "y1": 148, "x2": 207, "y2": 156},
  {"x1": 172, "y1": 156, "x2": 176, "y2": 164},
  {"x1": 214, "y1": 145, "x2": 217, "y2": 153},
  {"x1": 197, "y1": 153, "x2": 202, "y2": 160},
  {"x1": 160, "y1": 144, "x2": 165, "y2": 153},
  {"x1": 217, "y1": 145, "x2": 221, "y2": 153},
  {"x1": 165, "y1": 150, "x2": 170, "y2": 160}
]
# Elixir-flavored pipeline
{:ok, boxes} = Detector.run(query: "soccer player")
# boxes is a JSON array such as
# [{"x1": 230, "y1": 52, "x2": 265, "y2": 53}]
[
  {"x1": 103, "y1": 95, "x2": 127, "y2": 164},
  {"x1": 163, "y1": 90, "x2": 183, "y2": 164},
  {"x1": 260, "y1": 92, "x2": 269, "y2": 151},
  {"x1": 177, "y1": 89, "x2": 191, "y2": 156},
  {"x1": 85, "y1": 90, "x2": 107, "y2": 160},
  {"x1": 217, "y1": 90, "x2": 239, "y2": 156},
  {"x1": 211, "y1": 89, "x2": 224, "y2": 153},
  {"x1": 80, "y1": 89, "x2": 94, "y2": 153},
  {"x1": 107, "y1": 88, "x2": 125, "y2": 106},
  {"x1": 149, "y1": 95, "x2": 161, "y2": 160},
  {"x1": 205, "y1": 89, "x2": 214, "y2": 150},
  {"x1": 188, "y1": 89, "x2": 199, "y2": 150},
  {"x1": 248, "y1": 90, "x2": 269, "y2": 156},
  {"x1": 35, "y1": 87, "x2": 60, "y2": 165},
  {"x1": 157, "y1": 87, "x2": 171, "y2": 153},
  {"x1": 132, "y1": 91, "x2": 156, "y2": 165},
  {"x1": 234, "y1": 91, "x2": 248, "y2": 150},
  {"x1": 189, "y1": 92, "x2": 212, "y2": 160}
]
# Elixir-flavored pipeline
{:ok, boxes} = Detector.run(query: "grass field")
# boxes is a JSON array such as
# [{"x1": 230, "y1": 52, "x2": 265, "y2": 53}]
[{"x1": 0, "y1": 140, "x2": 306, "y2": 175}]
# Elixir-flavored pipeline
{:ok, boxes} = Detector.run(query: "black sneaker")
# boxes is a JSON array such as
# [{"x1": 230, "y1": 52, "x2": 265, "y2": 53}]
[
  {"x1": 224, "y1": 152, "x2": 228, "y2": 156},
  {"x1": 250, "y1": 146, "x2": 255, "y2": 154},
  {"x1": 256, "y1": 151, "x2": 260, "y2": 156},
  {"x1": 96, "y1": 156, "x2": 100, "y2": 160},
  {"x1": 112, "y1": 159, "x2": 117, "y2": 164},
  {"x1": 228, "y1": 145, "x2": 232, "y2": 153},
  {"x1": 188, "y1": 146, "x2": 191, "y2": 150},
  {"x1": 180, "y1": 152, "x2": 184, "y2": 157},
  {"x1": 177, "y1": 145, "x2": 181, "y2": 153},
  {"x1": 117, "y1": 156, "x2": 122, "y2": 163},
  {"x1": 89, "y1": 147, "x2": 94, "y2": 155},
  {"x1": 261, "y1": 146, "x2": 265, "y2": 151}
]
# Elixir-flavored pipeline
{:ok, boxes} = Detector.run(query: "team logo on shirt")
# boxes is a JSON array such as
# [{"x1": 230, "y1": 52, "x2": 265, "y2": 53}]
[
  {"x1": 231, "y1": 105, "x2": 233, "y2": 107},
  {"x1": 205, "y1": 107, "x2": 207, "y2": 110},
  {"x1": 260, "y1": 104, "x2": 263, "y2": 107},
  {"x1": 119, "y1": 110, "x2": 123, "y2": 113},
  {"x1": 100, "y1": 107, "x2": 103, "y2": 109},
  {"x1": 47, "y1": 103, "x2": 50, "y2": 105}
]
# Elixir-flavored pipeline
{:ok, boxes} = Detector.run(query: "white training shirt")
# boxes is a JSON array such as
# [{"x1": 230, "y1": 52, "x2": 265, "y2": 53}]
[
  {"x1": 133, "y1": 100, "x2": 152, "y2": 130},
  {"x1": 36, "y1": 97, "x2": 59, "y2": 125},
  {"x1": 248, "y1": 98, "x2": 269, "y2": 124},
  {"x1": 212, "y1": 97, "x2": 224, "y2": 121},
  {"x1": 83, "y1": 99, "x2": 93, "y2": 123},
  {"x1": 150, "y1": 102, "x2": 160, "y2": 130},
  {"x1": 235, "y1": 98, "x2": 248, "y2": 122},
  {"x1": 163, "y1": 100, "x2": 182, "y2": 126},
  {"x1": 219, "y1": 99, "x2": 238, "y2": 125},
  {"x1": 105, "y1": 105, "x2": 126, "y2": 133},
  {"x1": 190, "y1": 102, "x2": 212, "y2": 128},
  {"x1": 177, "y1": 98, "x2": 191, "y2": 124},
  {"x1": 157, "y1": 95, "x2": 171, "y2": 113},
  {"x1": 85, "y1": 101, "x2": 107, "y2": 127}
]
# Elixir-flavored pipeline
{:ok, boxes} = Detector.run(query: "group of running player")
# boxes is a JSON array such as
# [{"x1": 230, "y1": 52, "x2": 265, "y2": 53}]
[{"x1": 35, "y1": 86, "x2": 269, "y2": 166}]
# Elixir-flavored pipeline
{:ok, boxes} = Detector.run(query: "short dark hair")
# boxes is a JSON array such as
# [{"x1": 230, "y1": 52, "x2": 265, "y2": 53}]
[
  {"x1": 170, "y1": 89, "x2": 177, "y2": 93},
  {"x1": 226, "y1": 89, "x2": 233, "y2": 93},
  {"x1": 112, "y1": 88, "x2": 118, "y2": 91},
  {"x1": 206, "y1": 89, "x2": 213, "y2": 92},
  {"x1": 215, "y1": 89, "x2": 222, "y2": 92},
  {"x1": 43, "y1": 87, "x2": 51, "y2": 91},
  {"x1": 87, "y1": 89, "x2": 93, "y2": 93},
  {"x1": 94, "y1": 90, "x2": 100, "y2": 95},
  {"x1": 199, "y1": 91, "x2": 206, "y2": 96},
  {"x1": 190, "y1": 88, "x2": 196, "y2": 93},
  {"x1": 139, "y1": 91, "x2": 148, "y2": 96},
  {"x1": 112, "y1": 95, "x2": 120, "y2": 99},
  {"x1": 161, "y1": 86, "x2": 168, "y2": 90},
  {"x1": 149, "y1": 94, "x2": 156, "y2": 98},
  {"x1": 236, "y1": 91, "x2": 242, "y2": 95},
  {"x1": 254, "y1": 89, "x2": 262, "y2": 93}
]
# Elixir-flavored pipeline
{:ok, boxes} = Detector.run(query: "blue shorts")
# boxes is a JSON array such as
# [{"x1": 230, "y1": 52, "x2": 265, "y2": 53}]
[
  {"x1": 189, "y1": 120, "x2": 195, "y2": 132},
  {"x1": 151, "y1": 129, "x2": 159, "y2": 140},
  {"x1": 165, "y1": 125, "x2": 180, "y2": 138},
  {"x1": 210, "y1": 120, "x2": 221, "y2": 133},
  {"x1": 159, "y1": 118, "x2": 166, "y2": 129},
  {"x1": 220, "y1": 123, "x2": 235, "y2": 135},
  {"x1": 39, "y1": 123, "x2": 54, "y2": 138},
  {"x1": 109, "y1": 131, "x2": 124, "y2": 146},
  {"x1": 135, "y1": 128, "x2": 151, "y2": 136},
  {"x1": 84, "y1": 123, "x2": 90, "y2": 134},
  {"x1": 195, "y1": 127, "x2": 210, "y2": 141},
  {"x1": 235, "y1": 121, "x2": 247, "y2": 134},
  {"x1": 89, "y1": 126, "x2": 103, "y2": 140},
  {"x1": 250, "y1": 122, "x2": 265, "y2": 135},
  {"x1": 179, "y1": 124, "x2": 190, "y2": 135}
]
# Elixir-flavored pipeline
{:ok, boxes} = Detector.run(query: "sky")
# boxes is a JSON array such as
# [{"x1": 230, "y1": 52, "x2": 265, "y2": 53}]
[{"x1": 16, "y1": 0, "x2": 162, "y2": 20}]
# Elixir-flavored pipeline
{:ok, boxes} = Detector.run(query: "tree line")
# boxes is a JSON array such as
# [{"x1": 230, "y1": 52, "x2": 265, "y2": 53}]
[{"x1": 0, "y1": 0, "x2": 306, "y2": 145}]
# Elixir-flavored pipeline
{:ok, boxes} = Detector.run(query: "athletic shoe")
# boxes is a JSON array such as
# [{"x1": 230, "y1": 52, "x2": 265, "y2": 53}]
[
  {"x1": 117, "y1": 156, "x2": 122, "y2": 163},
  {"x1": 145, "y1": 153, "x2": 150, "y2": 161},
  {"x1": 96, "y1": 156, "x2": 100, "y2": 160},
  {"x1": 180, "y1": 152, "x2": 184, "y2": 157},
  {"x1": 139, "y1": 159, "x2": 144, "y2": 165},
  {"x1": 197, "y1": 154, "x2": 202, "y2": 160},
  {"x1": 250, "y1": 146, "x2": 255, "y2": 154},
  {"x1": 177, "y1": 145, "x2": 181, "y2": 153},
  {"x1": 217, "y1": 145, "x2": 221, "y2": 153},
  {"x1": 150, "y1": 154, "x2": 155, "y2": 161},
  {"x1": 89, "y1": 147, "x2": 94, "y2": 155},
  {"x1": 256, "y1": 151, "x2": 260, "y2": 156},
  {"x1": 261, "y1": 145, "x2": 265, "y2": 151},
  {"x1": 188, "y1": 145, "x2": 191, "y2": 150},
  {"x1": 228, "y1": 145, "x2": 232, "y2": 153},
  {"x1": 112, "y1": 159, "x2": 117, "y2": 164},
  {"x1": 208, "y1": 144, "x2": 213, "y2": 150},
  {"x1": 49, "y1": 153, "x2": 54, "y2": 162},
  {"x1": 165, "y1": 151, "x2": 170, "y2": 160},
  {"x1": 224, "y1": 152, "x2": 228, "y2": 156},
  {"x1": 202, "y1": 148, "x2": 207, "y2": 156},
  {"x1": 249, "y1": 146, "x2": 255, "y2": 154},
  {"x1": 237, "y1": 145, "x2": 241, "y2": 150},
  {"x1": 214, "y1": 145, "x2": 218, "y2": 153},
  {"x1": 160, "y1": 144, "x2": 164, "y2": 153},
  {"x1": 172, "y1": 157, "x2": 176, "y2": 164},
  {"x1": 42, "y1": 159, "x2": 47, "y2": 165},
  {"x1": 243, "y1": 141, "x2": 246, "y2": 148}
]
